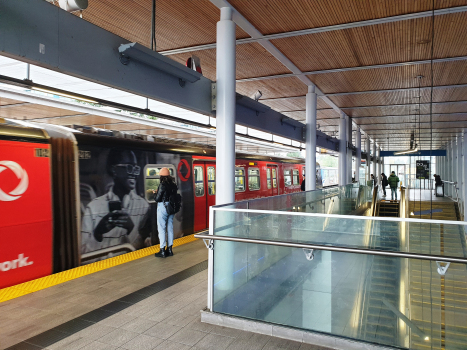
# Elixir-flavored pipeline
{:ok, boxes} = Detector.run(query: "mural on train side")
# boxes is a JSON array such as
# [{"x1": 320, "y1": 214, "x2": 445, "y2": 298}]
[{"x1": 78, "y1": 146, "x2": 194, "y2": 264}]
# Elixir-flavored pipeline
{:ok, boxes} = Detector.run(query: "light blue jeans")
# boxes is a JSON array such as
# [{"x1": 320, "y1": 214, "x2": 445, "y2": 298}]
[
  {"x1": 157, "y1": 202, "x2": 174, "y2": 248},
  {"x1": 391, "y1": 187, "x2": 397, "y2": 200}
]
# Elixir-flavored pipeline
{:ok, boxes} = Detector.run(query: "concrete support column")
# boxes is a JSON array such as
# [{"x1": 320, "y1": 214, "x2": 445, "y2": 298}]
[
  {"x1": 216, "y1": 7, "x2": 236, "y2": 205},
  {"x1": 458, "y1": 136, "x2": 463, "y2": 203},
  {"x1": 447, "y1": 142, "x2": 452, "y2": 197},
  {"x1": 356, "y1": 127, "x2": 361, "y2": 184},
  {"x1": 377, "y1": 148, "x2": 381, "y2": 181},
  {"x1": 453, "y1": 140, "x2": 458, "y2": 199},
  {"x1": 463, "y1": 132, "x2": 467, "y2": 220},
  {"x1": 366, "y1": 137, "x2": 371, "y2": 182},
  {"x1": 305, "y1": 85, "x2": 317, "y2": 191},
  {"x1": 338, "y1": 113, "x2": 347, "y2": 186},
  {"x1": 373, "y1": 141, "x2": 377, "y2": 185},
  {"x1": 347, "y1": 117, "x2": 353, "y2": 183}
]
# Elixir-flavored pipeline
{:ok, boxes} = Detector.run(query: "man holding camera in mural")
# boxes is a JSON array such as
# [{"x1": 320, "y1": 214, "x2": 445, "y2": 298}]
[{"x1": 81, "y1": 149, "x2": 151, "y2": 255}]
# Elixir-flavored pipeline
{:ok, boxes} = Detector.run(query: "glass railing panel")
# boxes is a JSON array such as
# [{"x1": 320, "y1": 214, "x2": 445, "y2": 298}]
[
  {"x1": 212, "y1": 239, "x2": 467, "y2": 349},
  {"x1": 213, "y1": 209, "x2": 467, "y2": 258},
  {"x1": 229, "y1": 184, "x2": 372, "y2": 214}
]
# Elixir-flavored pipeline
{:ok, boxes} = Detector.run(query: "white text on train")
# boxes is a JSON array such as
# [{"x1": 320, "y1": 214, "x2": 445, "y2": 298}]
[{"x1": 0, "y1": 254, "x2": 34, "y2": 272}]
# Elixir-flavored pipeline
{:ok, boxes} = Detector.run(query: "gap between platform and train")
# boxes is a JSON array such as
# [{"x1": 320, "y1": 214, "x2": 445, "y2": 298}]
[{"x1": 0, "y1": 232, "x2": 205, "y2": 303}]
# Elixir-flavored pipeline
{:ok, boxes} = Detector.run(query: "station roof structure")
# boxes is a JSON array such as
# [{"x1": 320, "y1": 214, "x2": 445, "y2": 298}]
[
  {"x1": 68, "y1": 0, "x2": 466, "y2": 151},
  {"x1": 1, "y1": 0, "x2": 467, "y2": 151}
]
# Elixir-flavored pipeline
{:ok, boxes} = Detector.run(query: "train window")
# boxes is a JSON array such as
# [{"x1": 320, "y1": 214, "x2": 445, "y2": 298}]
[
  {"x1": 235, "y1": 168, "x2": 245, "y2": 192},
  {"x1": 248, "y1": 168, "x2": 261, "y2": 191},
  {"x1": 293, "y1": 169, "x2": 299, "y2": 185},
  {"x1": 144, "y1": 164, "x2": 176, "y2": 202},
  {"x1": 146, "y1": 167, "x2": 174, "y2": 177},
  {"x1": 284, "y1": 169, "x2": 292, "y2": 187},
  {"x1": 267, "y1": 168, "x2": 271, "y2": 189},
  {"x1": 194, "y1": 166, "x2": 205, "y2": 197},
  {"x1": 207, "y1": 166, "x2": 215, "y2": 195},
  {"x1": 272, "y1": 168, "x2": 277, "y2": 188}
]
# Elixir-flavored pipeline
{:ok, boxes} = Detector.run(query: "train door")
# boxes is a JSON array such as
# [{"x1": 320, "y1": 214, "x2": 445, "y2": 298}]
[
  {"x1": 267, "y1": 165, "x2": 278, "y2": 196},
  {"x1": 193, "y1": 161, "x2": 216, "y2": 232}
]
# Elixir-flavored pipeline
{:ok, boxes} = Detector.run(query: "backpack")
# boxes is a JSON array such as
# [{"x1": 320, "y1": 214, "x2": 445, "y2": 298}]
[{"x1": 165, "y1": 183, "x2": 181, "y2": 215}]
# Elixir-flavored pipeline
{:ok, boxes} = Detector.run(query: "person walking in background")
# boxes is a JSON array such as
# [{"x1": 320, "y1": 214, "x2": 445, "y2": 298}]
[
  {"x1": 154, "y1": 167, "x2": 178, "y2": 258},
  {"x1": 371, "y1": 174, "x2": 375, "y2": 187},
  {"x1": 388, "y1": 171, "x2": 400, "y2": 201},
  {"x1": 301, "y1": 175, "x2": 306, "y2": 191},
  {"x1": 381, "y1": 173, "x2": 388, "y2": 197}
]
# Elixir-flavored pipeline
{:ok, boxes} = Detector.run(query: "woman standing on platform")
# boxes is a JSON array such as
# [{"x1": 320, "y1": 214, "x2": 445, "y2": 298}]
[{"x1": 153, "y1": 168, "x2": 178, "y2": 258}]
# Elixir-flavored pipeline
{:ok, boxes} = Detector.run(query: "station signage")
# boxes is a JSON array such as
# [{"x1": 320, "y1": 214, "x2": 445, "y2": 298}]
[
  {"x1": 416, "y1": 160, "x2": 430, "y2": 179},
  {"x1": 0, "y1": 140, "x2": 53, "y2": 289}
]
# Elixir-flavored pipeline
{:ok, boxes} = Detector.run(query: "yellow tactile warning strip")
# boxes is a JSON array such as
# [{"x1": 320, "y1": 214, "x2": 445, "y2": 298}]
[{"x1": 0, "y1": 234, "x2": 198, "y2": 303}]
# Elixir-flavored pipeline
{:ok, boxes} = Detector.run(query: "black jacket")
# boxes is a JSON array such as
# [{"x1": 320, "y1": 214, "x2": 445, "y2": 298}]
[
  {"x1": 155, "y1": 181, "x2": 177, "y2": 203},
  {"x1": 301, "y1": 179, "x2": 306, "y2": 191},
  {"x1": 381, "y1": 175, "x2": 388, "y2": 187}
]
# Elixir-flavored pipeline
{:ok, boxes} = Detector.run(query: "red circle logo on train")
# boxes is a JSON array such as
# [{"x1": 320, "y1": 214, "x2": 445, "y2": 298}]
[{"x1": 178, "y1": 159, "x2": 191, "y2": 182}]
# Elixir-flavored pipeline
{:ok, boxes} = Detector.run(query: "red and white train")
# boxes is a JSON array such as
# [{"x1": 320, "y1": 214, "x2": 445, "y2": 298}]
[{"x1": 0, "y1": 120, "x2": 331, "y2": 289}]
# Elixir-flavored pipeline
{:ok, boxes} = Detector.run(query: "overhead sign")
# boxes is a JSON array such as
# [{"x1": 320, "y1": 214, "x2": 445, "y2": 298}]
[
  {"x1": 416, "y1": 160, "x2": 430, "y2": 179},
  {"x1": 0, "y1": 140, "x2": 53, "y2": 288}
]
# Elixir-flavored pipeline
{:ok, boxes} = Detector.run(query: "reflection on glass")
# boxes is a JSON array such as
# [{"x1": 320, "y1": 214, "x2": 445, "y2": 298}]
[
  {"x1": 194, "y1": 166, "x2": 204, "y2": 197},
  {"x1": 293, "y1": 169, "x2": 299, "y2": 185},
  {"x1": 146, "y1": 167, "x2": 174, "y2": 176},
  {"x1": 284, "y1": 169, "x2": 292, "y2": 187},
  {"x1": 248, "y1": 168, "x2": 261, "y2": 191},
  {"x1": 208, "y1": 166, "x2": 215, "y2": 195},
  {"x1": 235, "y1": 168, "x2": 245, "y2": 192},
  {"x1": 267, "y1": 168, "x2": 272, "y2": 189},
  {"x1": 145, "y1": 178, "x2": 160, "y2": 201}
]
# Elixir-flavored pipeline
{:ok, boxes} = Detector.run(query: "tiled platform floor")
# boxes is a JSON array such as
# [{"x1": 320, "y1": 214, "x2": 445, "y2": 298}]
[{"x1": 0, "y1": 240, "x2": 331, "y2": 350}]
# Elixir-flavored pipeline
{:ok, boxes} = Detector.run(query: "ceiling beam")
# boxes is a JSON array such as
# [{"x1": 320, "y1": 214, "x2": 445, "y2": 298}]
[
  {"x1": 258, "y1": 84, "x2": 467, "y2": 102},
  {"x1": 237, "y1": 56, "x2": 467, "y2": 83},
  {"x1": 159, "y1": 6, "x2": 467, "y2": 55},
  {"x1": 209, "y1": 0, "x2": 347, "y2": 123}
]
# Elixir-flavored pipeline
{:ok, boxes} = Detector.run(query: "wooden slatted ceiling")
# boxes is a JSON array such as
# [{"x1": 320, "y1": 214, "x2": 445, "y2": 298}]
[
  {"x1": 271, "y1": 13, "x2": 467, "y2": 72},
  {"x1": 237, "y1": 77, "x2": 307, "y2": 100},
  {"x1": 168, "y1": 42, "x2": 292, "y2": 82},
  {"x1": 230, "y1": 0, "x2": 467, "y2": 35},
  {"x1": 80, "y1": 0, "x2": 248, "y2": 51},
  {"x1": 306, "y1": 60, "x2": 467, "y2": 94},
  {"x1": 0, "y1": 97, "x2": 25, "y2": 106},
  {"x1": 0, "y1": 103, "x2": 84, "y2": 120},
  {"x1": 259, "y1": 97, "x2": 332, "y2": 112},
  {"x1": 328, "y1": 87, "x2": 467, "y2": 107}
]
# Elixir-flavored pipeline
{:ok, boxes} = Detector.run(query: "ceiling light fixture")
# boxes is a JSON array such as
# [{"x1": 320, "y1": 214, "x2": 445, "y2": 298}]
[
  {"x1": 32, "y1": 86, "x2": 98, "y2": 103},
  {"x1": 394, "y1": 148, "x2": 418, "y2": 155}
]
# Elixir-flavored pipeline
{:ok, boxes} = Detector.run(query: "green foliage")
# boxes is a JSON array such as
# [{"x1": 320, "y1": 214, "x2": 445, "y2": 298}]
[{"x1": 317, "y1": 154, "x2": 338, "y2": 168}]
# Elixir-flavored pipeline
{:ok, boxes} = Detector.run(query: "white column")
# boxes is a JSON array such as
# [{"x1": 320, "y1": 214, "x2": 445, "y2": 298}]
[
  {"x1": 305, "y1": 85, "x2": 317, "y2": 191},
  {"x1": 458, "y1": 136, "x2": 463, "y2": 203},
  {"x1": 347, "y1": 117, "x2": 353, "y2": 183},
  {"x1": 356, "y1": 127, "x2": 361, "y2": 183},
  {"x1": 338, "y1": 113, "x2": 347, "y2": 186},
  {"x1": 463, "y1": 132, "x2": 467, "y2": 220},
  {"x1": 453, "y1": 140, "x2": 458, "y2": 199},
  {"x1": 366, "y1": 137, "x2": 371, "y2": 182},
  {"x1": 377, "y1": 148, "x2": 382, "y2": 181},
  {"x1": 373, "y1": 141, "x2": 377, "y2": 184},
  {"x1": 447, "y1": 142, "x2": 452, "y2": 197},
  {"x1": 216, "y1": 7, "x2": 236, "y2": 205}
]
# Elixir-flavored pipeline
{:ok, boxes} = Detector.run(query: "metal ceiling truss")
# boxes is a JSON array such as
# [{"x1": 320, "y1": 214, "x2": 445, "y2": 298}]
[{"x1": 237, "y1": 56, "x2": 467, "y2": 83}]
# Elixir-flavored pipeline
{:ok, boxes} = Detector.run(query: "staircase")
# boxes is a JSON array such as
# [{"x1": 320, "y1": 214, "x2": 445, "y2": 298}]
[
  {"x1": 406, "y1": 201, "x2": 467, "y2": 349},
  {"x1": 409, "y1": 201, "x2": 458, "y2": 221},
  {"x1": 377, "y1": 200, "x2": 400, "y2": 217}
]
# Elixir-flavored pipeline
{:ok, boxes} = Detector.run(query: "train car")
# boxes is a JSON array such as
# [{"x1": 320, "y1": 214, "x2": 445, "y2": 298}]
[{"x1": 0, "y1": 121, "x2": 314, "y2": 288}]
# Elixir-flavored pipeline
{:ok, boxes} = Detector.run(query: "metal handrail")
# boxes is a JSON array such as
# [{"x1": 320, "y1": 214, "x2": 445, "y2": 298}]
[{"x1": 194, "y1": 233, "x2": 467, "y2": 264}]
